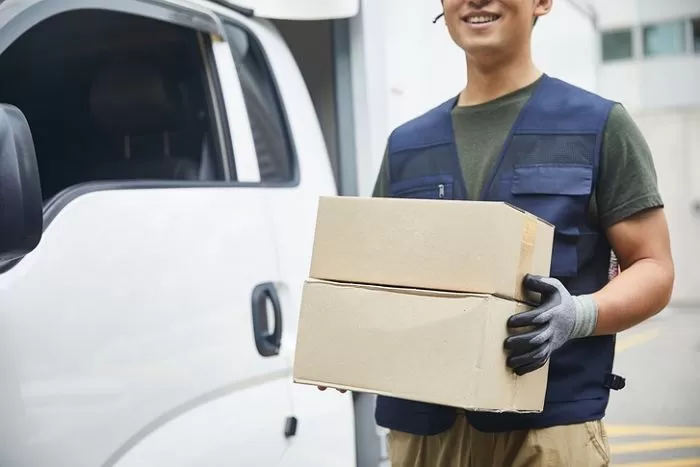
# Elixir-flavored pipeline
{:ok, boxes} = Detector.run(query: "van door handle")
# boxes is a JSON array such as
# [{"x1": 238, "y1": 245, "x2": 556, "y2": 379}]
[{"x1": 251, "y1": 282, "x2": 282, "y2": 357}]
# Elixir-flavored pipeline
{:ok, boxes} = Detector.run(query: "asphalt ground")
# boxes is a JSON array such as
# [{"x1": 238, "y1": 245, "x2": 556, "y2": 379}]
[{"x1": 605, "y1": 306, "x2": 700, "y2": 466}]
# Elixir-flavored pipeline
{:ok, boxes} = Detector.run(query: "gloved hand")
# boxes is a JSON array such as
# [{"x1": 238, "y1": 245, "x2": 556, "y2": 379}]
[{"x1": 504, "y1": 274, "x2": 599, "y2": 376}]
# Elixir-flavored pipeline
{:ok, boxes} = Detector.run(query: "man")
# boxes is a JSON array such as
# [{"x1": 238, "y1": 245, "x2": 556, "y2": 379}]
[{"x1": 370, "y1": 0, "x2": 675, "y2": 465}]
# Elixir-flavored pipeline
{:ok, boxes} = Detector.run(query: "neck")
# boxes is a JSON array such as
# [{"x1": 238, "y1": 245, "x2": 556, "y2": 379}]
[{"x1": 458, "y1": 47, "x2": 542, "y2": 107}]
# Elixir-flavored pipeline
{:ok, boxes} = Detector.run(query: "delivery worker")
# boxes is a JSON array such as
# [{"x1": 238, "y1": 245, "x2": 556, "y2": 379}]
[{"x1": 368, "y1": 0, "x2": 675, "y2": 465}]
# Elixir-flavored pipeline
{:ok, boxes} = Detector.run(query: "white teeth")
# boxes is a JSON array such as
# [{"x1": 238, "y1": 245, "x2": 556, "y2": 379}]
[{"x1": 467, "y1": 15, "x2": 498, "y2": 24}]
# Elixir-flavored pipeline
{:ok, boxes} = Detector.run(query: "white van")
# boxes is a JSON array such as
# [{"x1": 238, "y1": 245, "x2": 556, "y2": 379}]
[{"x1": 0, "y1": 0, "x2": 387, "y2": 466}]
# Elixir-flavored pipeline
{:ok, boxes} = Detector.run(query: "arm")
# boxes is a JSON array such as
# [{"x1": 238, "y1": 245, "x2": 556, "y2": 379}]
[
  {"x1": 504, "y1": 215, "x2": 674, "y2": 375},
  {"x1": 504, "y1": 104, "x2": 674, "y2": 374},
  {"x1": 592, "y1": 207, "x2": 674, "y2": 335},
  {"x1": 589, "y1": 103, "x2": 675, "y2": 334}
]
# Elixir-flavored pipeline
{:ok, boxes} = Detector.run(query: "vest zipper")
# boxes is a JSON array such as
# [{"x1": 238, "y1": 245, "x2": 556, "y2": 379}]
[{"x1": 438, "y1": 184, "x2": 445, "y2": 199}]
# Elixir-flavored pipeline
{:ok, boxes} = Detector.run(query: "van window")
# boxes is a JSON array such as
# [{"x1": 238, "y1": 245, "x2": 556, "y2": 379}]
[
  {"x1": 224, "y1": 23, "x2": 295, "y2": 183},
  {"x1": 0, "y1": 9, "x2": 225, "y2": 200}
]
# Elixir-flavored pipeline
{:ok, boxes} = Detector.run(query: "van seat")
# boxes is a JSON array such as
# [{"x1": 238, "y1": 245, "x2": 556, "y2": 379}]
[{"x1": 87, "y1": 59, "x2": 213, "y2": 181}]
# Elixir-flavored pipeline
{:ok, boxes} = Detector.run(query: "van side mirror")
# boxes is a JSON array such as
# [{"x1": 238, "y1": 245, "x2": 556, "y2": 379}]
[{"x1": 0, "y1": 104, "x2": 42, "y2": 263}]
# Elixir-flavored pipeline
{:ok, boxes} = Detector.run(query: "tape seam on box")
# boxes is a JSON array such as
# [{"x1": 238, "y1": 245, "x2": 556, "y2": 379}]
[{"x1": 516, "y1": 217, "x2": 538, "y2": 299}]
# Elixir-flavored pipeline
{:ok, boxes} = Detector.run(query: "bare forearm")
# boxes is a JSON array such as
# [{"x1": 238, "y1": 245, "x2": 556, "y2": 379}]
[{"x1": 591, "y1": 258, "x2": 674, "y2": 336}]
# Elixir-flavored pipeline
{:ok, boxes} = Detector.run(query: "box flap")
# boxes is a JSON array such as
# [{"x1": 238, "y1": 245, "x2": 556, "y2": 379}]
[
  {"x1": 502, "y1": 201, "x2": 554, "y2": 227},
  {"x1": 305, "y1": 278, "x2": 492, "y2": 299}
]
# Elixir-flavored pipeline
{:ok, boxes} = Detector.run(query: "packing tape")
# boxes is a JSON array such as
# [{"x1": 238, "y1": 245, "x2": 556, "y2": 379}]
[{"x1": 516, "y1": 217, "x2": 537, "y2": 300}]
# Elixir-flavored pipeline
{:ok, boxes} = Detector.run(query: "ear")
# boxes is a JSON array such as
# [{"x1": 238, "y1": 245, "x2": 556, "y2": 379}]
[{"x1": 534, "y1": 0, "x2": 553, "y2": 19}]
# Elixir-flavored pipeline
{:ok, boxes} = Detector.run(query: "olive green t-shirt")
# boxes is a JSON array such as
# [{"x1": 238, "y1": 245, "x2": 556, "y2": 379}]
[{"x1": 372, "y1": 78, "x2": 664, "y2": 228}]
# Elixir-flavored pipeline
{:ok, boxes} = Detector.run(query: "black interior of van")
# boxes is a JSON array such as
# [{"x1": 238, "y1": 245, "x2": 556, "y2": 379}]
[{"x1": 0, "y1": 9, "x2": 221, "y2": 201}]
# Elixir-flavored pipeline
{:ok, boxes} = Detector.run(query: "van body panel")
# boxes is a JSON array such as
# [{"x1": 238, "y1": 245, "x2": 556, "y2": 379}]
[
  {"x1": 0, "y1": 0, "x2": 360, "y2": 465},
  {"x1": 217, "y1": 0, "x2": 359, "y2": 20},
  {"x1": 228, "y1": 10, "x2": 357, "y2": 467},
  {"x1": 0, "y1": 188, "x2": 292, "y2": 466}
]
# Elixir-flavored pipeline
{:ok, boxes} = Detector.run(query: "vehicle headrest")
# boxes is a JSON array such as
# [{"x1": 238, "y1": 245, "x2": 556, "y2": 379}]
[{"x1": 90, "y1": 60, "x2": 183, "y2": 134}]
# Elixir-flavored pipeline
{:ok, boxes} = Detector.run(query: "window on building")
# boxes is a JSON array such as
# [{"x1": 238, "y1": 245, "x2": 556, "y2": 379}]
[
  {"x1": 601, "y1": 29, "x2": 633, "y2": 62},
  {"x1": 693, "y1": 18, "x2": 700, "y2": 53},
  {"x1": 643, "y1": 20, "x2": 687, "y2": 57}
]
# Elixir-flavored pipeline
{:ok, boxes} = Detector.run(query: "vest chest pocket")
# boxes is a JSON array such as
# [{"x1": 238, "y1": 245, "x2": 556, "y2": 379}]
[
  {"x1": 507, "y1": 164, "x2": 595, "y2": 277},
  {"x1": 390, "y1": 174, "x2": 455, "y2": 200},
  {"x1": 509, "y1": 164, "x2": 593, "y2": 220}
]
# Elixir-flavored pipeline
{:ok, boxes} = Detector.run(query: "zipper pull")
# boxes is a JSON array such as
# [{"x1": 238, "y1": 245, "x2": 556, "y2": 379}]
[{"x1": 438, "y1": 184, "x2": 445, "y2": 199}]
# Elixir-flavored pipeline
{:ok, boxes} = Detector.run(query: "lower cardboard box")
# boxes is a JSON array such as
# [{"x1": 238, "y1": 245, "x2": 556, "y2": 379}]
[{"x1": 293, "y1": 279, "x2": 548, "y2": 413}]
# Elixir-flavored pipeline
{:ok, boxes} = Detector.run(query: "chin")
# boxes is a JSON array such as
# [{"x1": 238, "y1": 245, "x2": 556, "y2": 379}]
[{"x1": 460, "y1": 39, "x2": 503, "y2": 56}]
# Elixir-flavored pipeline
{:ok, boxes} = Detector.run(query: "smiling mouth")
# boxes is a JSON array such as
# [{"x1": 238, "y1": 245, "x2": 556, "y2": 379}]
[{"x1": 463, "y1": 14, "x2": 501, "y2": 25}]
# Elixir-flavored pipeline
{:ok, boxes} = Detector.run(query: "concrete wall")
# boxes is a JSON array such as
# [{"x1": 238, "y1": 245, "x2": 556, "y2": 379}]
[
  {"x1": 595, "y1": 0, "x2": 700, "y2": 112},
  {"x1": 531, "y1": 0, "x2": 598, "y2": 92},
  {"x1": 593, "y1": 0, "x2": 700, "y2": 305},
  {"x1": 599, "y1": 55, "x2": 700, "y2": 111},
  {"x1": 590, "y1": 0, "x2": 699, "y2": 26},
  {"x1": 636, "y1": 0, "x2": 700, "y2": 24},
  {"x1": 348, "y1": 0, "x2": 389, "y2": 196},
  {"x1": 632, "y1": 109, "x2": 700, "y2": 306}
]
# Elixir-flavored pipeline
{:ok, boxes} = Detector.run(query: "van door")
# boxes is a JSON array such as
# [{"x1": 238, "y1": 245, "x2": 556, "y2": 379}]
[
  {"x1": 0, "y1": 2, "x2": 293, "y2": 467},
  {"x1": 215, "y1": 10, "x2": 357, "y2": 467},
  {"x1": 0, "y1": 192, "x2": 292, "y2": 467}
]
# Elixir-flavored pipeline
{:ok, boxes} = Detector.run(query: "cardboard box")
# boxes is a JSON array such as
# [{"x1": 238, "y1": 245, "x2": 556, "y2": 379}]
[
  {"x1": 293, "y1": 279, "x2": 548, "y2": 413},
  {"x1": 294, "y1": 196, "x2": 554, "y2": 413},
  {"x1": 309, "y1": 196, "x2": 554, "y2": 303}
]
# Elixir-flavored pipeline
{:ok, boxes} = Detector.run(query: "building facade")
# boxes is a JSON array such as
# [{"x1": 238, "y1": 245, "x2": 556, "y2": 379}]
[{"x1": 595, "y1": 0, "x2": 700, "y2": 305}]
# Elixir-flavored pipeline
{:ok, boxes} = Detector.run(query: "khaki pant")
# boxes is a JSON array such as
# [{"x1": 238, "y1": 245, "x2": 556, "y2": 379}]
[{"x1": 387, "y1": 413, "x2": 611, "y2": 467}]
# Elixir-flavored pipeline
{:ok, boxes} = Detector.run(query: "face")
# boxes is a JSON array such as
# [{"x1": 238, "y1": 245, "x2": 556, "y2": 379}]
[{"x1": 442, "y1": 0, "x2": 552, "y2": 59}]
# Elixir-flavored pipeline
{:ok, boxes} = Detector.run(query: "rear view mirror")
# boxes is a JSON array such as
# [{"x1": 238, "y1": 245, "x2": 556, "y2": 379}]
[{"x1": 0, "y1": 104, "x2": 42, "y2": 263}]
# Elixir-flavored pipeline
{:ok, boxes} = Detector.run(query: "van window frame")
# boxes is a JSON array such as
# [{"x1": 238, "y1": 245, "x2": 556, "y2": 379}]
[
  {"x1": 0, "y1": 1, "x2": 308, "y2": 275},
  {"x1": 220, "y1": 18, "x2": 301, "y2": 188},
  {"x1": 0, "y1": 0, "x2": 224, "y2": 52},
  {"x1": 0, "y1": 1, "x2": 304, "y2": 195},
  {"x1": 0, "y1": 1, "x2": 250, "y2": 215},
  {"x1": 0, "y1": 0, "x2": 261, "y2": 278}
]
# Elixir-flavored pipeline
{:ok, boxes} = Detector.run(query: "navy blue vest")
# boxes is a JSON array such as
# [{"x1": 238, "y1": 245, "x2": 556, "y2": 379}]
[{"x1": 375, "y1": 75, "x2": 625, "y2": 434}]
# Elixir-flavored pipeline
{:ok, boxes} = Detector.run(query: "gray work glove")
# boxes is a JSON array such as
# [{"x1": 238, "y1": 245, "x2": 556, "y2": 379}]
[{"x1": 504, "y1": 274, "x2": 599, "y2": 376}]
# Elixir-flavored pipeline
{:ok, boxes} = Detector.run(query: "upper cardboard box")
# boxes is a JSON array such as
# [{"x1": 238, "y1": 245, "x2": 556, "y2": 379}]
[{"x1": 309, "y1": 196, "x2": 554, "y2": 303}]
